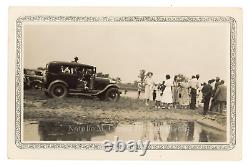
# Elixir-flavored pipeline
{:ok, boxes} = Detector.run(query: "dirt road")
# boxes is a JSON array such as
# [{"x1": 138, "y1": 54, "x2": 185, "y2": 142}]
[{"x1": 24, "y1": 89, "x2": 227, "y2": 130}]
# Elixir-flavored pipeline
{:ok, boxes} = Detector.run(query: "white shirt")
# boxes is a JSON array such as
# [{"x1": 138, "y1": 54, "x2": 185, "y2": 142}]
[{"x1": 189, "y1": 78, "x2": 199, "y2": 89}]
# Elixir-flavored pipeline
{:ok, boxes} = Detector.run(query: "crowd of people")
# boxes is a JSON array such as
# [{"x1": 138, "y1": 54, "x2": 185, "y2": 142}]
[{"x1": 138, "y1": 72, "x2": 227, "y2": 115}]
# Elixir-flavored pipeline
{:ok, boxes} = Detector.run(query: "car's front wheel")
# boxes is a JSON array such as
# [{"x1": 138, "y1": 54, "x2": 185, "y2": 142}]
[
  {"x1": 105, "y1": 88, "x2": 120, "y2": 102},
  {"x1": 50, "y1": 83, "x2": 68, "y2": 98}
]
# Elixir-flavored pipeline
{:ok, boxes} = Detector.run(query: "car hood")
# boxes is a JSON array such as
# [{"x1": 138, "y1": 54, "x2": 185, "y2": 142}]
[{"x1": 95, "y1": 77, "x2": 111, "y2": 84}]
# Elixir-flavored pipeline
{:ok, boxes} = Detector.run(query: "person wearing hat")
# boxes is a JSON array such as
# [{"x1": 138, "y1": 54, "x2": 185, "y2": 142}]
[
  {"x1": 210, "y1": 77, "x2": 221, "y2": 111},
  {"x1": 213, "y1": 80, "x2": 227, "y2": 113},
  {"x1": 72, "y1": 56, "x2": 79, "y2": 63},
  {"x1": 201, "y1": 80, "x2": 213, "y2": 115}
]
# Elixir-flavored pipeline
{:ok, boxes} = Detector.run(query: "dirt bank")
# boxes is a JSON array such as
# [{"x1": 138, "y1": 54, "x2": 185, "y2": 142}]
[{"x1": 24, "y1": 90, "x2": 227, "y2": 131}]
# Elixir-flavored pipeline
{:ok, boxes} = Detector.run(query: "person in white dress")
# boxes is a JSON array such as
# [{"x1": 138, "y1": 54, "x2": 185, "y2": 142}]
[
  {"x1": 161, "y1": 75, "x2": 173, "y2": 109},
  {"x1": 144, "y1": 72, "x2": 154, "y2": 106}
]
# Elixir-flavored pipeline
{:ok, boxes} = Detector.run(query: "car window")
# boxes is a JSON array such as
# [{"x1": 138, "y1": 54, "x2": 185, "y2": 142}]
[
  {"x1": 35, "y1": 71, "x2": 43, "y2": 76},
  {"x1": 60, "y1": 65, "x2": 82, "y2": 75},
  {"x1": 26, "y1": 70, "x2": 36, "y2": 75}
]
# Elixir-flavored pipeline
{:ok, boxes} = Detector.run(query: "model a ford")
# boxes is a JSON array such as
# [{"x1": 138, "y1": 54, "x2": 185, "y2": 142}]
[
  {"x1": 43, "y1": 61, "x2": 121, "y2": 101},
  {"x1": 24, "y1": 69, "x2": 44, "y2": 89}
]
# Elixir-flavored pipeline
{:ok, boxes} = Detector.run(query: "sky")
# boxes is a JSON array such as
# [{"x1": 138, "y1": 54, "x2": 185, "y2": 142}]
[{"x1": 23, "y1": 22, "x2": 230, "y2": 84}]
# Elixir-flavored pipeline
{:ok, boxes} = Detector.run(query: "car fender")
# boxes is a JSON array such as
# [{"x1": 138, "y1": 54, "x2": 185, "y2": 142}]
[
  {"x1": 95, "y1": 84, "x2": 120, "y2": 95},
  {"x1": 48, "y1": 80, "x2": 69, "y2": 92},
  {"x1": 31, "y1": 79, "x2": 43, "y2": 84}
]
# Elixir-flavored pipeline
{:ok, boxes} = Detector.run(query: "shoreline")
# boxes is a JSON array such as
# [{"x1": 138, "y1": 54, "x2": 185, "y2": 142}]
[{"x1": 24, "y1": 90, "x2": 227, "y2": 131}]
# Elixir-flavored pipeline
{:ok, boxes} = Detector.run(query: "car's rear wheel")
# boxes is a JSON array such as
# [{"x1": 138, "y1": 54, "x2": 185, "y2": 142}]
[
  {"x1": 105, "y1": 88, "x2": 120, "y2": 102},
  {"x1": 50, "y1": 83, "x2": 68, "y2": 98}
]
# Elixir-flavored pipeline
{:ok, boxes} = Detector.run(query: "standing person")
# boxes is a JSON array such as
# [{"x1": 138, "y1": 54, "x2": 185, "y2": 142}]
[
  {"x1": 72, "y1": 56, "x2": 79, "y2": 63},
  {"x1": 172, "y1": 76, "x2": 180, "y2": 109},
  {"x1": 144, "y1": 72, "x2": 154, "y2": 106},
  {"x1": 213, "y1": 80, "x2": 227, "y2": 113},
  {"x1": 137, "y1": 82, "x2": 143, "y2": 99},
  {"x1": 201, "y1": 80, "x2": 213, "y2": 115},
  {"x1": 155, "y1": 84, "x2": 163, "y2": 109},
  {"x1": 161, "y1": 75, "x2": 173, "y2": 109},
  {"x1": 210, "y1": 77, "x2": 221, "y2": 111},
  {"x1": 179, "y1": 80, "x2": 190, "y2": 109},
  {"x1": 189, "y1": 75, "x2": 199, "y2": 110},
  {"x1": 152, "y1": 84, "x2": 157, "y2": 101},
  {"x1": 196, "y1": 74, "x2": 202, "y2": 108}
]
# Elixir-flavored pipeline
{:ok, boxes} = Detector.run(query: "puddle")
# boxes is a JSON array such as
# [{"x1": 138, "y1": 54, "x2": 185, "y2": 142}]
[{"x1": 23, "y1": 120, "x2": 226, "y2": 142}]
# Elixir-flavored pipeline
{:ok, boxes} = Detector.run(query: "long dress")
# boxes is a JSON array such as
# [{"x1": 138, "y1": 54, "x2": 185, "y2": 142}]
[
  {"x1": 161, "y1": 79, "x2": 173, "y2": 104},
  {"x1": 179, "y1": 82, "x2": 190, "y2": 106},
  {"x1": 144, "y1": 77, "x2": 154, "y2": 100},
  {"x1": 172, "y1": 81, "x2": 179, "y2": 103}
]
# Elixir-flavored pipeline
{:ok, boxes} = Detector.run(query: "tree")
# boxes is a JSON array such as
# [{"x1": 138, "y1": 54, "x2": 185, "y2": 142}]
[{"x1": 138, "y1": 69, "x2": 146, "y2": 83}]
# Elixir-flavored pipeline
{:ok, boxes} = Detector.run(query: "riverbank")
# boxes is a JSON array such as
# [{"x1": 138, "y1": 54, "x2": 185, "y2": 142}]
[{"x1": 24, "y1": 90, "x2": 227, "y2": 131}]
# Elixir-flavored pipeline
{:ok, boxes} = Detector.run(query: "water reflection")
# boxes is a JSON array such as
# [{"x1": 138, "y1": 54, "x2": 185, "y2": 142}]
[{"x1": 23, "y1": 120, "x2": 226, "y2": 142}]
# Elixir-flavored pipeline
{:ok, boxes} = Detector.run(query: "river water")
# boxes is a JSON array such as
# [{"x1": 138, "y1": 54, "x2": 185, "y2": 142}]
[{"x1": 23, "y1": 120, "x2": 226, "y2": 142}]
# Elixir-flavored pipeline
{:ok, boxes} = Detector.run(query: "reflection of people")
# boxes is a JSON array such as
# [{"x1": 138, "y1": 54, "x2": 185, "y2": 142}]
[
  {"x1": 153, "y1": 122, "x2": 162, "y2": 141},
  {"x1": 144, "y1": 72, "x2": 154, "y2": 106},
  {"x1": 199, "y1": 130, "x2": 208, "y2": 142},
  {"x1": 201, "y1": 80, "x2": 213, "y2": 115},
  {"x1": 213, "y1": 80, "x2": 227, "y2": 113},
  {"x1": 161, "y1": 75, "x2": 173, "y2": 109},
  {"x1": 186, "y1": 122, "x2": 194, "y2": 141}
]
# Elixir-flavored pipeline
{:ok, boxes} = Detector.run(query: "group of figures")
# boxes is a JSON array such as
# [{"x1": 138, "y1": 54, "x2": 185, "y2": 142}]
[{"x1": 137, "y1": 72, "x2": 227, "y2": 115}]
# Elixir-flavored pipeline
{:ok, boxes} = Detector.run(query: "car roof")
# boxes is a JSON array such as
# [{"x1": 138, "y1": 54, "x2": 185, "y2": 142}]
[
  {"x1": 24, "y1": 68, "x2": 43, "y2": 72},
  {"x1": 48, "y1": 61, "x2": 94, "y2": 68}
]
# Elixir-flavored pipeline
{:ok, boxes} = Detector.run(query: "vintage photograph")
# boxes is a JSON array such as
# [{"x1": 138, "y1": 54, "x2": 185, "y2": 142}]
[
  {"x1": 23, "y1": 21, "x2": 229, "y2": 143},
  {"x1": 7, "y1": 7, "x2": 242, "y2": 160}
]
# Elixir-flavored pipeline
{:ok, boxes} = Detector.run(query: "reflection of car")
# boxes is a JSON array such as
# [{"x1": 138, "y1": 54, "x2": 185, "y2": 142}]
[
  {"x1": 37, "y1": 120, "x2": 117, "y2": 141},
  {"x1": 24, "y1": 69, "x2": 44, "y2": 89},
  {"x1": 43, "y1": 61, "x2": 121, "y2": 101}
]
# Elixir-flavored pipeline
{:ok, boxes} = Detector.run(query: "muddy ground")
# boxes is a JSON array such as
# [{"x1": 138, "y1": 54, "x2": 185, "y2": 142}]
[{"x1": 24, "y1": 89, "x2": 227, "y2": 131}]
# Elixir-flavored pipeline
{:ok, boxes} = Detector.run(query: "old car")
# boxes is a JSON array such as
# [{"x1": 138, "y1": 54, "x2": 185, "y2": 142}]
[
  {"x1": 24, "y1": 69, "x2": 45, "y2": 89},
  {"x1": 43, "y1": 61, "x2": 121, "y2": 101}
]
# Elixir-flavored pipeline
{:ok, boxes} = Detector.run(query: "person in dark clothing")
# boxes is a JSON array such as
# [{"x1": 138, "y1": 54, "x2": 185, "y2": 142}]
[
  {"x1": 210, "y1": 77, "x2": 221, "y2": 111},
  {"x1": 189, "y1": 75, "x2": 199, "y2": 110},
  {"x1": 72, "y1": 56, "x2": 79, "y2": 63},
  {"x1": 202, "y1": 80, "x2": 213, "y2": 115},
  {"x1": 213, "y1": 80, "x2": 227, "y2": 113}
]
